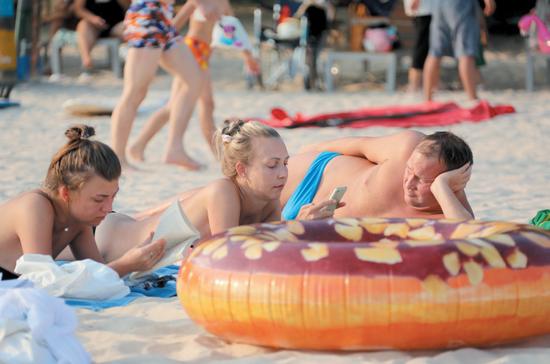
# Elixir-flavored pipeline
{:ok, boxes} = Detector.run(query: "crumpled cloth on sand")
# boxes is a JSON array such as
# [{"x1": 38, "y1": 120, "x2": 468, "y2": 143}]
[
  {"x1": 0, "y1": 281, "x2": 91, "y2": 364},
  {"x1": 65, "y1": 265, "x2": 179, "y2": 311},
  {"x1": 531, "y1": 209, "x2": 550, "y2": 230},
  {"x1": 14, "y1": 254, "x2": 129, "y2": 300}
]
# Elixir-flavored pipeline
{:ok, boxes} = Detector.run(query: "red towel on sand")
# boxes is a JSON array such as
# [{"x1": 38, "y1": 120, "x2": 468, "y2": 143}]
[{"x1": 252, "y1": 100, "x2": 515, "y2": 129}]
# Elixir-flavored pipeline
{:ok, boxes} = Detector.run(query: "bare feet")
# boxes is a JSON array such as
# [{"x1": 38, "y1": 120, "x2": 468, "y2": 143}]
[
  {"x1": 128, "y1": 143, "x2": 145, "y2": 163},
  {"x1": 163, "y1": 151, "x2": 202, "y2": 171}
]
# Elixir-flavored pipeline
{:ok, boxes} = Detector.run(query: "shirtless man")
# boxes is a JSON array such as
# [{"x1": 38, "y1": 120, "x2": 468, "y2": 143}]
[{"x1": 280, "y1": 130, "x2": 474, "y2": 220}]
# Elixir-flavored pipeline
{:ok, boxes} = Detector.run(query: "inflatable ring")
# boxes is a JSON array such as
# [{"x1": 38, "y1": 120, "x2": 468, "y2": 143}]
[{"x1": 177, "y1": 218, "x2": 550, "y2": 350}]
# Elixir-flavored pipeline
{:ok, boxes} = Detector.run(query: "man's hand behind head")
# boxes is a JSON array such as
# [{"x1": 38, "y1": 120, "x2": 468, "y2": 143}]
[{"x1": 433, "y1": 163, "x2": 472, "y2": 193}]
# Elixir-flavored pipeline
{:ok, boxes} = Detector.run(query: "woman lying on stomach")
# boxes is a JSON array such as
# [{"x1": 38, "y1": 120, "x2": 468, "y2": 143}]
[
  {"x1": 90, "y1": 119, "x2": 340, "y2": 271},
  {"x1": 0, "y1": 125, "x2": 166, "y2": 280}
]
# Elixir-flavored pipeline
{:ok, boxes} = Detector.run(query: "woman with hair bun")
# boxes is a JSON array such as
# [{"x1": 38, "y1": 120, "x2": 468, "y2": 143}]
[
  {"x1": 93, "y1": 120, "x2": 341, "y2": 269},
  {"x1": 0, "y1": 125, "x2": 166, "y2": 280}
]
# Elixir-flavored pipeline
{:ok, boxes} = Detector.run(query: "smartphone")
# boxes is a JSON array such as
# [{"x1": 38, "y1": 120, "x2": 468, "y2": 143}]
[{"x1": 324, "y1": 186, "x2": 347, "y2": 214}]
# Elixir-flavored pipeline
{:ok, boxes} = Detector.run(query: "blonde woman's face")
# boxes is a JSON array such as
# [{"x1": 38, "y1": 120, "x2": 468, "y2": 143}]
[
  {"x1": 244, "y1": 137, "x2": 289, "y2": 201},
  {"x1": 69, "y1": 175, "x2": 119, "y2": 226}
]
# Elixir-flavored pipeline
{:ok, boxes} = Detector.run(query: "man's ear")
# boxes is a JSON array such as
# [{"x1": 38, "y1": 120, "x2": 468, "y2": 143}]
[
  {"x1": 235, "y1": 161, "x2": 247, "y2": 178},
  {"x1": 58, "y1": 185, "x2": 70, "y2": 203}
]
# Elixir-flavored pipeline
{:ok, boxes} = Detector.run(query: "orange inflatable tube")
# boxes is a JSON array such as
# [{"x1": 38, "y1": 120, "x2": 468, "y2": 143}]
[{"x1": 177, "y1": 218, "x2": 550, "y2": 350}]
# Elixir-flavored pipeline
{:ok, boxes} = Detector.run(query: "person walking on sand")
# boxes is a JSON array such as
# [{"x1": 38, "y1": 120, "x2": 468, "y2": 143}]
[
  {"x1": 128, "y1": 0, "x2": 259, "y2": 162},
  {"x1": 420, "y1": 0, "x2": 495, "y2": 101},
  {"x1": 110, "y1": 0, "x2": 221, "y2": 171}
]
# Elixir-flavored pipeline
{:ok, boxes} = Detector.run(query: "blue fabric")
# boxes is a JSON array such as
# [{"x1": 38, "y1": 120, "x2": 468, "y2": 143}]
[
  {"x1": 282, "y1": 151, "x2": 340, "y2": 220},
  {"x1": 64, "y1": 265, "x2": 180, "y2": 311},
  {"x1": 0, "y1": 0, "x2": 14, "y2": 17}
]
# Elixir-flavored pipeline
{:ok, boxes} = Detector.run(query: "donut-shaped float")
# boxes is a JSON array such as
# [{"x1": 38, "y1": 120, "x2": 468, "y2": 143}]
[{"x1": 177, "y1": 218, "x2": 550, "y2": 350}]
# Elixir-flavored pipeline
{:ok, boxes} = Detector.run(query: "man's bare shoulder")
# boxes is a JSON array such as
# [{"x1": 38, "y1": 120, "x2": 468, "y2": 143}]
[{"x1": 392, "y1": 130, "x2": 425, "y2": 157}]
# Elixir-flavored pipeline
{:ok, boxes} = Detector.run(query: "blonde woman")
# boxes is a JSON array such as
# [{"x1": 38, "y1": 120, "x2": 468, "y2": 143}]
[{"x1": 95, "y1": 120, "x2": 340, "y2": 267}]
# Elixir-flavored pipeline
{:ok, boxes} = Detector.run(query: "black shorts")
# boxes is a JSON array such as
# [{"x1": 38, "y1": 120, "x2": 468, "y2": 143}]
[
  {"x1": 411, "y1": 15, "x2": 431, "y2": 70},
  {"x1": 1, "y1": 265, "x2": 19, "y2": 280},
  {"x1": 86, "y1": 0, "x2": 126, "y2": 38}
]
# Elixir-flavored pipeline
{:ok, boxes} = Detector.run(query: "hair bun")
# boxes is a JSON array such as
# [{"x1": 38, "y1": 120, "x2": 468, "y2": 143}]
[
  {"x1": 222, "y1": 119, "x2": 245, "y2": 137},
  {"x1": 65, "y1": 125, "x2": 95, "y2": 142}
]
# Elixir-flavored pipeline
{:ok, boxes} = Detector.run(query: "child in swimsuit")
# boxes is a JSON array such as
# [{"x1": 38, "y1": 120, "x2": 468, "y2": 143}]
[
  {"x1": 111, "y1": 0, "x2": 220, "y2": 171},
  {"x1": 127, "y1": 0, "x2": 260, "y2": 163}
]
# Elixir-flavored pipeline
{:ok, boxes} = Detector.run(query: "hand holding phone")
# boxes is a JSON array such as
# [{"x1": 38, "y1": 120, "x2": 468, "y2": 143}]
[{"x1": 324, "y1": 186, "x2": 347, "y2": 214}]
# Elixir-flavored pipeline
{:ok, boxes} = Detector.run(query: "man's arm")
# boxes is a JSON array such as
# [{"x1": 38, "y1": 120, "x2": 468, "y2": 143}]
[
  {"x1": 430, "y1": 163, "x2": 474, "y2": 219},
  {"x1": 300, "y1": 130, "x2": 425, "y2": 165}
]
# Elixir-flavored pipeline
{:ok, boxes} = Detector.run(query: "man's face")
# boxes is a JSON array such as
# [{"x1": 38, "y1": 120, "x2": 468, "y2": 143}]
[{"x1": 402, "y1": 151, "x2": 446, "y2": 210}]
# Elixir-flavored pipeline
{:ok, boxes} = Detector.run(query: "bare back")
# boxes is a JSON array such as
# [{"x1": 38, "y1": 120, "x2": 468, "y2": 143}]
[
  {"x1": 0, "y1": 190, "x2": 89, "y2": 271},
  {"x1": 187, "y1": 0, "x2": 231, "y2": 43}
]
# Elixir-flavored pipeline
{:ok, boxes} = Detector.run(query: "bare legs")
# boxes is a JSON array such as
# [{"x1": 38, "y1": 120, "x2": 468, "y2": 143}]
[
  {"x1": 457, "y1": 55, "x2": 478, "y2": 100},
  {"x1": 158, "y1": 45, "x2": 204, "y2": 170},
  {"x1": 197, "y1": 71, "x2": 216, "y2": 153},
  {"x1": 128, "y1": 81, "x2": 178, "y2": 162},
  {"x1": 423, "y1": 55, "x2": 440, "y2": 102},
  {"x1": 76, "y1": 20, "x2": 100, "y2": 69},
  {"x1": 111, "y1": 47, "x2": 162, "y2": 168},
  {"x1": 424, "y1": 54, "x2": 478, "y2": 102},
  {"x1": 129, "y1": 48, "x2": 215, "y2": 165},
  {"x1": 407, "y1": 67, "x2": 423, "y2": 92},
  {"x1": 76, "y1": 21, "x2": 124, "y2": 70}
]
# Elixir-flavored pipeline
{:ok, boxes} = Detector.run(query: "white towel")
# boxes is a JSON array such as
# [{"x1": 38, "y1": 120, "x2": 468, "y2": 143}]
[
  {"x1": 14, "y1": 254, "x2": 129, "y2": 300},
  {"x1": 0, "y1": 285, "x2": 90, "y2": 364}
]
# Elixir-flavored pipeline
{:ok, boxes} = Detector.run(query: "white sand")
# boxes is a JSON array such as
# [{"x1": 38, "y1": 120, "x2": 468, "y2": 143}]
[{"x1": 2, "y1": 46, "x2": 550, "y2": 362}]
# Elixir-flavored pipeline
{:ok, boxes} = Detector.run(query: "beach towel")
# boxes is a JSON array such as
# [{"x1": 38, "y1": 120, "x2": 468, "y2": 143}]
[
  {"x1": 15, "y1": 254, "x2": 129, "y2": 300},
  {"x1": 531, "y1": 209, "x2": 550, "y2": 230},
  {"x1": 0, "y1": 283, "x2": 91, "y2": 364},
  {"x1": 253, "y1": 100, "x2": 515, "y2": 129},
  {"x1": 65, "y1": 265, "x2": 179, "y2": 311}
]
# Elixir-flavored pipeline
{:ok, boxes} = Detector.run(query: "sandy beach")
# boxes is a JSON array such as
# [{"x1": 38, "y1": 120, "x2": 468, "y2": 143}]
[{"x1": 2, "y1": 20, "x2": 550, "y2": 363}]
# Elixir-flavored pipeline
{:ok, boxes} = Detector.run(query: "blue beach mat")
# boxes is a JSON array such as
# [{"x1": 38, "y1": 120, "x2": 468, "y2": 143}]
[{"x1": 65, "y1": 265, "x2": 179, "y2": 311}]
